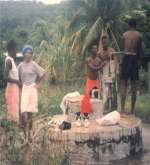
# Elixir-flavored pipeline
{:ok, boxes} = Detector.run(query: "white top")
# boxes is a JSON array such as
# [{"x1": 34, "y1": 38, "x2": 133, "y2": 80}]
[
  {"x1": 18, "y1": 61, "x2": 44, "y2": 85},
  {"x1": 5, "y1": 56, "x2": 19, "y2": 81}
]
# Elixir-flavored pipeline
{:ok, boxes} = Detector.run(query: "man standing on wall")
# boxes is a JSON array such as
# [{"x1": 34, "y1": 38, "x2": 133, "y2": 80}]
[{"x1": 120, "y1": 18, "x2": 143, "y2": 115}]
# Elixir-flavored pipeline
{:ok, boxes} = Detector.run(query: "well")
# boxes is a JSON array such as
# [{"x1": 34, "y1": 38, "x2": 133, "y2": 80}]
[{"x1": 45, "y1": 115, "x2": 142, "y2": 162}]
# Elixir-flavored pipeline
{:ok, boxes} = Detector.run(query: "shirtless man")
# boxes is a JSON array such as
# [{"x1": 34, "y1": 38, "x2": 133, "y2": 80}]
[
  {"x1": 120, "y1": 18, "x2": 143, "y2": 114},
  {"x1": 77, "y1": 45, "x2": 103, "y2": 122},
  {"x1": 98, "y1": 35, "x2": 118, "y2": 73},
  {"x1": 85, "y1": 45, "x2": 103, "y2": 97},
  {"x1": 98, "y1": 36, "x2": 118, "y2": 110}
]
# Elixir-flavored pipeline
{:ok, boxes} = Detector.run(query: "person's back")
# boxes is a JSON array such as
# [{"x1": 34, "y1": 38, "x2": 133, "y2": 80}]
[
  {"x1": 120, "y1": 18, "x2": 143, "y2": 115},
  {"x1": 123, "y1": 30, "x2": 142, "y2": 55}
]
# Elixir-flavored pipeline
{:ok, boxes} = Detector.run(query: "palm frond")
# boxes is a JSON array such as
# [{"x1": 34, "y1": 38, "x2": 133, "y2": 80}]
[
  {"x1": 81, "y1": 17, "x2": 103, "y2": 54},
  {"x1": 71, "y1": 25, "x2": 87, "y2": 53}
]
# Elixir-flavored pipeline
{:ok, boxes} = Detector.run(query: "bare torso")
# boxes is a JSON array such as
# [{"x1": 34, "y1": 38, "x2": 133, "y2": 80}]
[
  {"x1": 98, "y1": 47, "x2": 118, "y2": 77},
  {"x1": 123, "y1": 30, "x2": 142, "y2": 55},
  {"x1": 98, "y1": 47, "x2": 115, "y2": 61},
  {"x1": 86, "y1": 56, "x2": 101, "y2": 80}
]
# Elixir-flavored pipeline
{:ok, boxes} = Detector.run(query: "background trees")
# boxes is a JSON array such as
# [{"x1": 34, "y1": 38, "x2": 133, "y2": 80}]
[{"x1": 0, "y1": 0, "x2": 150, "y2": 84}]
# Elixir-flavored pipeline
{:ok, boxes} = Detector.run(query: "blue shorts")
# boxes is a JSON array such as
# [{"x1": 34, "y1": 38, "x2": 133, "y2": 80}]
[{"x1": 121, "y1": 55, "x2": 139, "y2": 81}]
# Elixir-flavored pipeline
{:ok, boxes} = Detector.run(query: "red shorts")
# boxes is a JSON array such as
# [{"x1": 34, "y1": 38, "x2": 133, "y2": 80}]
[{"x1": 86, "y1": 78, "x2": 100, "y2": 97}]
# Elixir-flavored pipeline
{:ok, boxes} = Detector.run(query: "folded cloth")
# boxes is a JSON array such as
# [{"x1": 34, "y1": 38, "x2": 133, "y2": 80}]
[
  {"x1": 97, "y1": 111, "x2": 120, "y2": 126},
  {"x1": 60, "y1": 91, "x2": 80, "y2": 114},
  {"x1": 21, "y1": 83, "x2": 38, "y2": 113},
  {"x1": 5, "y1": 83, "x2": 19, "y2": 122},
  {"x1": 86, "y1": 78, "x2": 100, "y2": 97}
]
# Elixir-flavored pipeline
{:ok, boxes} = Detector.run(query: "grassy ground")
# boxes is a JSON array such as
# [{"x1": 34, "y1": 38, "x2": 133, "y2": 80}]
[
  {"x1": 0, "y1": 84, "x2": 150, "y2": 165},
  {"x1": 126, "y1": 94, "x2": 150, "y2": 121},
  {"x1": 0, "y1": 84, "x2": 150, "y2": 121},
  {"x1": 0, "y1": 81, "x2": 85, "y2": 119}
]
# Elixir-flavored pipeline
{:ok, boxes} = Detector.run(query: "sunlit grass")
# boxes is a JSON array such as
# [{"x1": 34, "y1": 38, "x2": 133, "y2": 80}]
[
  {"x1": 125, "y1": 94, "x2": 150, "y2": 120},
  {"x1": 0, "y1": 85, "x2": 150, "y2": 120},
  {"x1": 0, "y1": 85, "x2": 150, "y2": 164}
]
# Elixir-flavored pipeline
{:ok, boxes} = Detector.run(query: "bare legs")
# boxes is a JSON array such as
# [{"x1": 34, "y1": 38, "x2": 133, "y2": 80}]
[
  {"x1": 120, "y1": 80, "x2": 128, "y2": 114},
  {"x1": 131, "y1": 81, "x2": 137, "y2": 114},
  {"x1": 22, "y1": 112, "x2": 33, "y2": 142},
  {"x1": 120, "y1": 80, "x2": 137, "y2": 114}
]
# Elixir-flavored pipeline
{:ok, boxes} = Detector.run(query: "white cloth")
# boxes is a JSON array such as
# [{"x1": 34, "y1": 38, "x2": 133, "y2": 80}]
[
  {"x1": 60, "y1": 91, "x2": 80, "y2": 114},
  {"x1": 21, "y1": 83, "x2": 38, "y2": 113},
  {"x1": 18, "y1": 61, "x2": 45, "y2": 85},
  {"x1": 5, "y1": 56, "x2": 19, "y2": 80},
  {"x1": 97, "y1": 111, "x2": 120, "y2": 126}
]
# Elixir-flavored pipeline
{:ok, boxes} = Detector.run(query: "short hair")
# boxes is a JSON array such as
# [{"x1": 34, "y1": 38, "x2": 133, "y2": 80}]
[
  {"x1": 128, "y1": 18, "x2": 137, "y2": 28},
  {"x1": 7, "y1": 40, "x2": 16, "y2": 52},
  {"x1": 101, "y1": 35, "x2": 108, "y2": 40}
]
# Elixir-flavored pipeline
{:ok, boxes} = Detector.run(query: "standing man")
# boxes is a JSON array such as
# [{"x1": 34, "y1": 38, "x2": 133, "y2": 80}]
[
  {"x1": 79, "y1": 45, "x2": 103, "y2": 121},
  {"x1": 85, "y1": 45, "x2": 104, "y2": 97},
  {"x1": 120, "y1": 18, "x2": 143, "y2": 114},
  {"x1": 98, "y1": 35, "x2": 118, "y2": 111},
  {"x1": 4, "y1": 40, "x2": 20, "y2": 124}
]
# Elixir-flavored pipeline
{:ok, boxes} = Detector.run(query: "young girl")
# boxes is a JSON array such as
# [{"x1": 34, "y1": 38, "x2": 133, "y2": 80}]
[
  {"x1": 4, "y1": 40, "x2": 20, "y2": 124},
  {"x1": 18, "y1": 45, "x2": 44, "y2": 141}
]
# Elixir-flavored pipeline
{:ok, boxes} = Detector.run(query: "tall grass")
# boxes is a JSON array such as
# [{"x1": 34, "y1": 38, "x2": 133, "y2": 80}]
[
  {"x1": 0, "y1": 84, "x2": 150, "y2": 120},
  {"x1": 38, "y1": 81, "x2": 85, "y2": 117}
]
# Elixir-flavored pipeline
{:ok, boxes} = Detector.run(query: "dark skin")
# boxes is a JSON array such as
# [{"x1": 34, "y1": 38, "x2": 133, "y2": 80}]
[
  {"x1": 21, "y1": 50, "x2": 33, "y2": 142},
  {"x1": 21, "y1": 50, "x2": 45, "y2": 142},
  {"x1": 86, "y1": 45, "x2": 104, "y2": 80},
  {"x1": 4, "y1": 48, "x2": 20, "y2": 86},
  {"x1": 98, "y1": 37, "x2": 118, "y2": 74},
  {"x1": 121, "y1": 25, "x2": 143, "y2": 114}
]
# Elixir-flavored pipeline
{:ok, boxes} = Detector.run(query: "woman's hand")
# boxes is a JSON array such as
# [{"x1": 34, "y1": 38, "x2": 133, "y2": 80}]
[
  {"x1": 15, "y1": 80, "x2": 22, "y2": 88},
  {"x1": 34, "y1": 83, "x2": 40, "y2": 89}
]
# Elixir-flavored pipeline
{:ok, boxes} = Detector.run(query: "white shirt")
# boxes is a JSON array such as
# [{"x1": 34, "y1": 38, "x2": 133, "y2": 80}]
[{"x1": 5, "y1": 56, "x2": 19, "y2": 81}]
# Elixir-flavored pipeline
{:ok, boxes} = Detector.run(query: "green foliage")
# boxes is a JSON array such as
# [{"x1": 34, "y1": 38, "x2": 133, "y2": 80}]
[
  {"x1": 38, "y1": 82, "x2": 85, "y2": 116},
  {"x1": 0, "y1": 1, "x2": 60, "y2": 48},
  {"x1": 125, "y1": 94, "x2": 150, "y2": 121},
  {"x1": 0, "y1": 0, "x2": 150, "y2": 83},
  {"x1": 137, "y1": 5, "x2": 150, "y2": 54}
]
